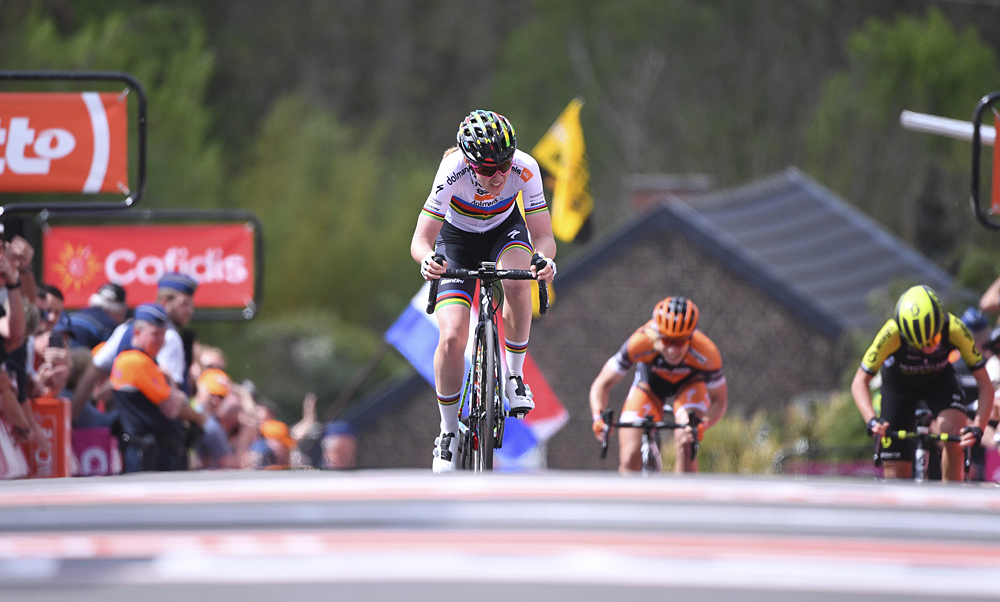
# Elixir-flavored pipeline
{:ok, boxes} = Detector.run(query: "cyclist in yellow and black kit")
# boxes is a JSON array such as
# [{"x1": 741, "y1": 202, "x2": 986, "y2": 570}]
[{"x1": 851, "y1": 285, "x2": 994, "y2": 481}]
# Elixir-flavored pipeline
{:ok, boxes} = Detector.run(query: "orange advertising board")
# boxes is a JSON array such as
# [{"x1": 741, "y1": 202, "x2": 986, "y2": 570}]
[
  {"x1": 0, "y1": 92, "x2": 129, "y2": 193},
  {"x1": 43, "y1": 223, "x2": 256, "y2": 309},
  {"x1": 21, "y1": 398, "x2": 73, "y2": 479}
]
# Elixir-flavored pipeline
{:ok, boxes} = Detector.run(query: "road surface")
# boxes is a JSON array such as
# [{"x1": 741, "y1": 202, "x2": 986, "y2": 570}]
[{"x1": 0, "y1": 470, "x2": 998, "y2": 601}]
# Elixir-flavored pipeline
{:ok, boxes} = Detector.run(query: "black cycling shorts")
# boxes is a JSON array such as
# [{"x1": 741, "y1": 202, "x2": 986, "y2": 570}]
[
  {"x1": 432, "y1": 210, "x2": 532, "y2": 310},
  {"x1": 877, "y1": 373, "x2": 966, "y2": 462}
]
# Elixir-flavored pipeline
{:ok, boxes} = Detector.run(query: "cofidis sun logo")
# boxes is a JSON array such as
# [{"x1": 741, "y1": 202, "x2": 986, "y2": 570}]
[{"x1": 50, "y1": 242, "x2": 102, "y2": 293}]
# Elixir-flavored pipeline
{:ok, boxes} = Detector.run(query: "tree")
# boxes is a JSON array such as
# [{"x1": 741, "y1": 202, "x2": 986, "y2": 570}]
[
  {"x1": 0, "y1": 6, "x2": 225, "y2": 210},
  {"x1": 231, "y1": 93, "x2": 427, "y2": 325},
  {"x1": 807, "y1": 8, "x2": 1000, "y2": 263}
]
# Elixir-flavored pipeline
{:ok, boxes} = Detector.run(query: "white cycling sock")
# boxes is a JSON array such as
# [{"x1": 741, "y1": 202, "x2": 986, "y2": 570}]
[
  {"x1": 505, "y1": 338, "x2": 528, "y2": 379},
  {"x1": 437, "y1": 390, "x2": 461, "y2": 434}
]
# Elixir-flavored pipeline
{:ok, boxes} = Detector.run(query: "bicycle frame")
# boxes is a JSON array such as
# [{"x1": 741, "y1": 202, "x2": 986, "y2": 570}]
[{"x1": 427, "y1": 259, "x2": 548, "y2": 472}]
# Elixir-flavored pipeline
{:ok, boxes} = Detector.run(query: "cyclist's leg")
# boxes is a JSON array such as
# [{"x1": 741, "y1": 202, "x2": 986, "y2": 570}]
[
  {"x1": 431, "y1": 230, "x2": 481, "y2": 471},
  {"x1": 492, "y1": 212, "x2": 535, "y2": 408},
  {"x1": 927, "y1": 378, "x2": 969, "y2": 482},
  {"x1": 672, "y1": 381, "x2": 709, "y2": 474},
  {"x1": 619, "y1": 380, "x2": 664, "y2": 474},
  {"x1": 877, "y1": 378, "x2": 914, "y2": 479},
  {"x1": 435, "y1": 303, "x2": 469, "y2": 437},
  {"x1": 935, "y1": 408, "x2": 968, "y2": 481}
]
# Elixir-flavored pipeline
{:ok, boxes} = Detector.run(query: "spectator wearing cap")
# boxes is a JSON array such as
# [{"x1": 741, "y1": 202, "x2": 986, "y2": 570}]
[
  {"x1": 320, "y1": 421, "x2": 357, "y2": 470},
  {"x1": 53, "y1": 283, "x2": 127, "y2": 350},
  {"x1": 110, "y1": 303, "x2": 206, "y2": 472},
  {"x1": 192, "y1": 368, "x2": 231, "y2": 414},
  {"x1": 156, "y1": 273, "x2": 198, "y2": 395},
  {"x1": 73, "y1": 274, "x2": 197, "y2": 423},
  {"x1": 963, "y1": 307, "x2": 990, "y2": 351},
  {"x1": 246, "y1": 418, "x2": 297, "y2": 469},
  {"x1": 190, "y1": 368, "x2": 242, "y2": 469}
]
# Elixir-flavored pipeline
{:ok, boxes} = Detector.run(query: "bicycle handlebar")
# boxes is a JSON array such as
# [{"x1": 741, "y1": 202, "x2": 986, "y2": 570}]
[
  {"x1": 425, "y1": 257, "x2": 550, "y2": 316},
  {"x1": 598, "y1": 409, "x2": 701, "y2": 461},
  {"x1": 883, "y1": 430, "x2": 962, "y2": 443},
  {"x1": 441, "y1": 267, "x2": 536, "y2": 279},
  {"x1": 873, "y1": 429, "x2": 971, "y2": 481}
]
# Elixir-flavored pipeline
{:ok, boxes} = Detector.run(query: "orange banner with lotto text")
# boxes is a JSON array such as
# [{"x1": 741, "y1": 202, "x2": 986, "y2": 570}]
[
  {"x1": 0, "y1": 92, "x2": 129, "y2": 193},
  {"x1": 42, "y1": 224, "x2": 255, "y2": 310}
]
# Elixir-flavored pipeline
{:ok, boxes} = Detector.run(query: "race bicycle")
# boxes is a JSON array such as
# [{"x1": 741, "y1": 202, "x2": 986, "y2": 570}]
[
  {"x1": 599, "y1": 408, "x2": 701, "y2": 476},
  {"x1": 426, "y1": 255, "x2": 548, "y2": 471}
]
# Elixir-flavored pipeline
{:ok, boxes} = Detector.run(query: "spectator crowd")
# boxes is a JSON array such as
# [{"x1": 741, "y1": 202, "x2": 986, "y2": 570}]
[{"x1": 0, "y1": 235, "x2": 356, "y2": 477}]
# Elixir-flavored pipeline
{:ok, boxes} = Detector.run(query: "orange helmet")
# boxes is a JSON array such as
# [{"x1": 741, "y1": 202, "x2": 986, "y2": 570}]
[{"x1": 652, "y1": 296, "x2": 699, "y2": 339}]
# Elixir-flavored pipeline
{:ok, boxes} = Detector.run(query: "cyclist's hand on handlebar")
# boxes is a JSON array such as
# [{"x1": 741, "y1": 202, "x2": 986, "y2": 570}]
[
  {"x1": 592, "y1": 415, "x2": 608, "y2": 441},
  {"x1": 420, "y1": 252, "x2": 446, "y2": 280},
  {"x1": 530, "y1": 253, "x2": 557, "y2": 283},
  {"x1": 677, "y1": 423, "x2": 703, "y2": 445},
  {"x1": 866, "y1": 416, "x2": 888, "y2": 439},
  {"x1": 960, "y1": 425, "x2": 983, "y2": 447}
]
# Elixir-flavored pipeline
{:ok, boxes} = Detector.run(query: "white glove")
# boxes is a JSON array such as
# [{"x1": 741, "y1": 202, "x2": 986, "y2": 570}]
[
  {"x1": 531, "y1": 253, "x2": 557, "y2": 281},
  {"x1": 420, "y1": 253, "x2": 443, "y2": 280}
]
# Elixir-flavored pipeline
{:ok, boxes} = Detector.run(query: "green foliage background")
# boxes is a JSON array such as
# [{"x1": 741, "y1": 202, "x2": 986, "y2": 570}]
[{"x1": 3, "y1": 2, "x2": 1000, "y2": 453}]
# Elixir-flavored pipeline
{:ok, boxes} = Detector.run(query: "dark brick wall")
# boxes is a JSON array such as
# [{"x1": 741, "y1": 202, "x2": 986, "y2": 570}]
[
  {"x1": 529, "y1": 232, "x2": 844, "y2": 471},
  {"x1": 354, "y1": 382, "x2": 438, "y2": 469}
]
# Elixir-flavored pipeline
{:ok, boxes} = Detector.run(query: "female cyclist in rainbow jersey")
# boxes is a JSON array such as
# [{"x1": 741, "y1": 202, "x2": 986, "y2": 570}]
[{"x1": 410, "y1": 110, "x2": 556, "y2": 473}]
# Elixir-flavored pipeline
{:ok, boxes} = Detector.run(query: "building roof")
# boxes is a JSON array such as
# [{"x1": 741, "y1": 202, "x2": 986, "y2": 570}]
[{"x1": 559, "y1": 167, "x2": 954, "y2": 337}]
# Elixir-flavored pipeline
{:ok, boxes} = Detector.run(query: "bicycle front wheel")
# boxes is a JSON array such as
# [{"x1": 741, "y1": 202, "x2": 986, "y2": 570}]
[{"x1": 480, "y1": 322, "x2": 498, "y2": 470}]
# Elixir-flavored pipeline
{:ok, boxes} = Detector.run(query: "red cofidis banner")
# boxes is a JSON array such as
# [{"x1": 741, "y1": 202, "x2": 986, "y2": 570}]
[{"x1": 42, "y1": 224, "x2": 255, "y2": 309}]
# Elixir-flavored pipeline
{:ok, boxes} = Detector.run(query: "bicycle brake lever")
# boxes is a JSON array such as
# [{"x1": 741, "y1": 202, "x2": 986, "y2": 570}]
[
  {"x1": 599, "y1": 409, "x2": 613, "y2": 460},
  {"x1": 425, "y1": 253, "x2": 446, "y2": 314}
]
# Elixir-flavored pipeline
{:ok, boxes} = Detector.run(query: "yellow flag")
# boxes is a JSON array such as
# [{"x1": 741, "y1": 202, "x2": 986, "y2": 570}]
[{"x1": 531, "y1": 98, "x2": 593, "y2": 242}]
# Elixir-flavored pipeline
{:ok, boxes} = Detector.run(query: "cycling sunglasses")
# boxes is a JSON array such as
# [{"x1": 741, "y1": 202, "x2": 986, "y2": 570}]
[
  {"x1": 471, "y1": 160, "x2": 513, "y2": 178},
  {"x1": 659, "y1": 334, "x2": 693, "y2": 345}
]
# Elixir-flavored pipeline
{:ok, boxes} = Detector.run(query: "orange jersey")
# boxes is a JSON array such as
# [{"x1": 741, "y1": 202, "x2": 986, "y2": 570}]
[
  {"x1": 111, "y1": 350, "x2": 172, "y2": 403},
  {"x1": 110, "y1": 349, "x2": 179, "y2": 437},
  {"x1": 612, "y1": 321, "x2": 725, "y2": 398}
]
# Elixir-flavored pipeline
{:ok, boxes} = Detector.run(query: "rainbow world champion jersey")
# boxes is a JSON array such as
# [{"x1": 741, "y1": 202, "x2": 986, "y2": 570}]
[{"x1": 421, "y1": 149, "x2": 548, "y2": 234}]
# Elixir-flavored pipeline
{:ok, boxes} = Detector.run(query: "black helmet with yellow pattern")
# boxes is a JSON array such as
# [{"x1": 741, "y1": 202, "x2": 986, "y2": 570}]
[{"x1": 456, "y1": 110, "x2": 516, "y2": 167}]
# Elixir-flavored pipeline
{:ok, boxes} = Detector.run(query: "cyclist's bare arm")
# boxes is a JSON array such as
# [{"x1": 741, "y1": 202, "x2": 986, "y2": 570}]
[
  {"x1": 411, "y1": 214, "x2": 446, "y2": 277},
  {"x1": 525, "y1": 212, "x2": 557, "y2": 282},
  {"x1": 851, "y1": 367, "x2": 887, "y2": 437},
  {"x1": 969, "y1": 366, "x2": 995, "y2": 439},
  {"x1": 704, "y1": 382, "x2": 728, "y2": 428},
  {"x1": 589, "y1": 359, "x2": 626, "y2": 437},
  {"x1": 980, "y1": 275, "x2": 1000, "y2": 314}
]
